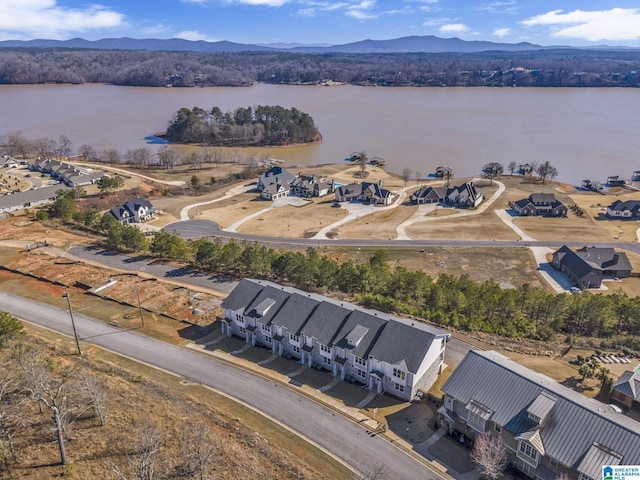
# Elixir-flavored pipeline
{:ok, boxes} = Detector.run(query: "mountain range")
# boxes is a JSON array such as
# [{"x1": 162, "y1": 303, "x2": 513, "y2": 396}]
[{"x1": 0, "y1": 35, "x2": 548, "y2": 53}]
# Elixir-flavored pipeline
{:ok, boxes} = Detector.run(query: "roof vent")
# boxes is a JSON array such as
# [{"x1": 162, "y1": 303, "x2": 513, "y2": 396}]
[{"x1": 374, "y1": 313, "x2": 377, "y2": 316}]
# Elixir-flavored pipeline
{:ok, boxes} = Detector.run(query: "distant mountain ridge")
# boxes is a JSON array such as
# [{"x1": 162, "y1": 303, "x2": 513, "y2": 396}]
[{"x1": 0, "y1": 35, "x2": 548, "y2": 53}]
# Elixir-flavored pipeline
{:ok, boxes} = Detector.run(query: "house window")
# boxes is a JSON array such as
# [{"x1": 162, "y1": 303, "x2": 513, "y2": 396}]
[
  {"x1": 393, "y1": 368, "x2": 406, "y2": 380},
  {"x1": 579, "y1": 474, "x2": 593, "y2": 480},
  {"x1": 494, "y1": 423, "x2": 502, "y2": 433},
  {"x1": 517, "y1": 459, "x2": 535, "y2": 477},
  {"x1": 291, "y1": 346, "x2": 300, "y2": 354},
  {"x1": 467, "y1": 411, "x2": 486, "y2": 431},
  {"x1": 527, "y1": 412, "x2": 541, "y2": 424},
  {"x1": 289, "y1": 334, "x2": 299, "y2": 343},
  {"x1": 264, "y1": 336, "x2": 272, "y2": 344},
  {"x1": 237, "y1": 315, "x2": 245, "y2": 324},
  {"x1": 518, "y1": 442, "x2": 538, "y2": 461},
  {"x1": 356, "y1": 368, "x2": 366, "y2": 377},
  {"x1": 549, "y1": 458, "x2": 558, "y2": 468},
  {"x1": 320, "y1": 344, "x2": 331, "y2": 354},
  {"x1": 394, "y1": 383, "x2": 405, "y2": 393},
  {"x1": 323, "y1": 357, "x2": 332, "y2": 366},
  {"x1": 354, "y1": 356, "x2": 366, "y2": 367},
  {"x1": 239, "y1": 327, "x2": 246, "y2": 334},
  {"x1": 260, "y1": 323, "x2": 270, "y2": 332}
]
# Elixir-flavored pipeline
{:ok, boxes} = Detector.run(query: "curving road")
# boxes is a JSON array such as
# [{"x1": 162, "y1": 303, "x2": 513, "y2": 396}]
[{"x1": 0, "y1": 292, "x2": 445, "y2": 480}]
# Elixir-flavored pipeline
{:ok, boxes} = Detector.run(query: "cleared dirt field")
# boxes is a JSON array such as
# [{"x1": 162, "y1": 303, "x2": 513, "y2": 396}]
[
  {"x1": 237, "y1": 198, "x2": 347, "y2": 238},
  {"x1": 335, "y1": 203, "x2": 418, "y2": 240},
  {"x1": 326, "y1": 246, "x2": 546, "y2": 289},
  {"x1": 570, "y1": 190, "x2": 640, "y2": 242},
  {"x1": 406, "y1": 208, "x2": 519, "y2": 240}
]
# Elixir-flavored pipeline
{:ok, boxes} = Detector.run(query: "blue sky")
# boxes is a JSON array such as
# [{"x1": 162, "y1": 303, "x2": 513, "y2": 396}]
[{"x1": 1, "y1": 1, "x2": 640, "y2": 47}]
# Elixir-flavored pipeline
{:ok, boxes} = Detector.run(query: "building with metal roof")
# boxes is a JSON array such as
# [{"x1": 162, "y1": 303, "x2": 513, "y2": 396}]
[
  {"x1": 440, "y1": 350, "x2": 640, "y2": 479},
  {"x1": 221, "y1": 279, "x2": 449, "y2": 400},
  {"x1": 0, "y1": 185, "x2": 69, "y2": 213}
]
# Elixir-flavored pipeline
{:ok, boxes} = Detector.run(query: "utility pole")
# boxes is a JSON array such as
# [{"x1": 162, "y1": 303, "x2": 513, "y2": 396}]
[
  {"x1": 136, "y1": 287, "x2": 145, "y2": 328},
  {"x1": 63, "y1": 286, "x2": 81, "y2": 355}
]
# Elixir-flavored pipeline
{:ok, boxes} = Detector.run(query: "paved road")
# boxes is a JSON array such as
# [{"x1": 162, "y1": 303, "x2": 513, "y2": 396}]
[
  {"x1": 68, "y1": 245, "x2": 238, "y2": 294},
  {"x1": 162, "y1": 219, "x2": 640, "y2": 254},
  {"x1": 0, "y1": 292, "x2": 444, "y2": 480}
]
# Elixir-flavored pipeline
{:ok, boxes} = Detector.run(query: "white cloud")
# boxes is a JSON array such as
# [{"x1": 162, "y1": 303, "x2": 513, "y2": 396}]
[
  {"x1": 422, "y1": 16, "x2": 453, "y2": 27},
  {"x1": 0, "y1": 0, "x2": 126, "y2": 40},
  {"x1": 477, "y1": 1, "x2": 517, "y2": 14},
  {"x1": 521, "y1": 8, "x2": 640, "y2": 42},
  {"x1": 492, "y1": 27, "x2": 511, "y2": 38},
  {"x1": 345, "y1": 0, "x2": 377, "y2": 20},
  {"x1": 175, "y1": 30, "x2": 219, "y2": 42},
  {"x1": 295, "y1": 2, "x2": 349, "y2": 18},
  {"x1": 439, "y1": 23, "x2": 469, "y2": 34},
  {"x1": 224, "y1": 0, "x2": 290, "y2": 6}
]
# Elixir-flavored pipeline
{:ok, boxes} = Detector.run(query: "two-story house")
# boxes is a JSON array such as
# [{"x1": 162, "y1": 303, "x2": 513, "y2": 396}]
[
  {"x1": 109, "y1": 197, "x2": 155, "y2": 224},
  {"x1": 256, "y1": 166, "x2": 296, "y2": 192},
  {"x1": 606, "y1": 200, "x2": 640, "y2": 219},
  {"x1": 552, "y1": 245, "x2": 632, "y2": 289},
  {"x1": 440, "y1": 350, "x2": 640, "y2": 479},
  {"x1": 220, "y1": 279, "x2": 450, "y2": 401}
]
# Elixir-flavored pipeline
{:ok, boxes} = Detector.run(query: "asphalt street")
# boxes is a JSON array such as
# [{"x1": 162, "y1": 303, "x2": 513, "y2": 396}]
[
  {"x1": 0, "y1": 292, "x2": 446, "y2": 480},
  {"x1": 162, "y1": 219, "x2": 640, "y2": 254}
]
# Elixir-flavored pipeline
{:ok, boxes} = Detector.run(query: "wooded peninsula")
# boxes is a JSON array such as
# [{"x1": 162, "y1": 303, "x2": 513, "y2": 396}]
[{"x1": 165, "y1": 105, "x2": 319, "y2": 146}]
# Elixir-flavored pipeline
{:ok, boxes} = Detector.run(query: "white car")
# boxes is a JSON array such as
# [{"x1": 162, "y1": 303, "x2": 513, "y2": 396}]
[{"x1": 570, "y1": 287, "x2": 582, "y2": 293}]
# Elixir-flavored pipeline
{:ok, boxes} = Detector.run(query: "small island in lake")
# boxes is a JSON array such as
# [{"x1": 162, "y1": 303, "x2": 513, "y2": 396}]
[{"x1": 164, "y1": 105, "x2": 320, "y2": 147}]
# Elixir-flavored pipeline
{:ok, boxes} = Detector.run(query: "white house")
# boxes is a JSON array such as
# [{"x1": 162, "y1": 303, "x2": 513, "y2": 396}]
[
  {"x1": 220, "y1": 279, "x2": 450, "y2": 400},
  {"x1": 109, "y1": 197, "x2": 155, "y2": 224}
]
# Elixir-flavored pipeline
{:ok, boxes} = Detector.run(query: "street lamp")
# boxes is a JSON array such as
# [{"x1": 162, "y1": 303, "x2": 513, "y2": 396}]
[{"x1": 63, "y1": 286, "x2": 82, "y2": 355}]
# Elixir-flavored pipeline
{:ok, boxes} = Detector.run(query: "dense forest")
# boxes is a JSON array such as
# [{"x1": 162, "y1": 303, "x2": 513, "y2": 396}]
[
  {"x1": 165, "y1": 105, "x2": 318, "y2": 146},
  {"x1": 0, "y1": 48, "x2": 639, "y2": 87}
]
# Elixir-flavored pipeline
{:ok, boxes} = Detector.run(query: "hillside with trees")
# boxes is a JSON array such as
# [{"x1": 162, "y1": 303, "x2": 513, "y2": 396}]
[
  {"x1": 165, "y1": 105, "x2": 319, "y2": 146},
  {"x1": 0, "y1": 48, "x2": 638, "y2": 87}
]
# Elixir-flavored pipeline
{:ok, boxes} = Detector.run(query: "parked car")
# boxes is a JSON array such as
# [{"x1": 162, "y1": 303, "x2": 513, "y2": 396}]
[{"x1": 571, "y1": 287, "x2": 582, "y2": 293}]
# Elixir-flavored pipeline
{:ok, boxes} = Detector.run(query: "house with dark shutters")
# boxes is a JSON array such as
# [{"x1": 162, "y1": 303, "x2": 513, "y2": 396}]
[
  {"x1": 109, "y1": 197, "x2": 155, "y2": 224},
  {"x1": 440, "y1": 350, "x2": 640, "y2": 479},
  {"x1": 256, "y1": 166, "x2": 296, "y2": 192},
  {"x1": 410, "y1": 182, "x2": 482, "y2": 208},
  {"x1": 552, "y1": 245, "x2": 632, "y2": 289},
  {"x1": 220, "y1": 279, "x2": 449, "y2": 400},
  {"x1": 514, "y1": 193, "x2": 567, "y2": 217}
]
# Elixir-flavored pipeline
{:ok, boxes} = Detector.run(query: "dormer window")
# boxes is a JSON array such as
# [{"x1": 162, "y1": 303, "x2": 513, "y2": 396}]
[{"x1": 528, "y1": 412, "x2": 541, "y2": 424}]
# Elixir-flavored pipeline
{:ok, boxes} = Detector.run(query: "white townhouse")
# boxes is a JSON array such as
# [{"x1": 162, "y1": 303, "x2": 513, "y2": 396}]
[{"x1": 220, "y1": 279, "x2": 450, "y2": 400}]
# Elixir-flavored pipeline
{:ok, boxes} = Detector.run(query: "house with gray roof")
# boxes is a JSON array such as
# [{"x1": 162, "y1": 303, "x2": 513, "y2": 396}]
[
  {"x1": 411, "y1": 186, "x2": 447, "y2": 204},
  {"x1": 606, "y1": 200, "x2": 640, "y2": 219},
  {"x1": 109, "y1": 197, "x2": 155, "y2": 224},
  {"x1": 256, "y1": 166, "x2": 296, "y2": 192},
  {"x1": 514, "y1": 193, "x2": 567, "y2": 217},
  {"x1": 411, "y1": 182, "x2": 482, "y2": 208},
  {"x1": 612, "y1": 366, "x2": 640, "y2": 410},
  {"x1": 552, "y1": 245, "x2": 632, "y2": 289},
  {"x1": 28, "y1": 158, "x2": 105, "y2": 187},
  {"x1": 0, "y1": 185, "x2": 69, "y2": 213},
  {"x1": 334, "y1": 181, "x2": 393, "y2": 205},
  {"x1": 440, "y1": 350, "x2": 640, "y2": 479},
  {"x1": 289, "y1": 174, "x2": 332, "y2": 198},
  {"x1": 260, "y1": 180, "x2": 290, "y2": 200},
  {"x1": 221, "y1": 279, "x2": 449, "y2": 400}
]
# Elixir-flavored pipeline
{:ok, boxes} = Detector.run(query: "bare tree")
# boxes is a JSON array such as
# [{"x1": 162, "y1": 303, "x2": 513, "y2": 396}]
[
  {"x1": 507, "y1": 161, "x2": 517, "y2": 176},
  {"x1": 16, "y1": 347, "x2": 73, "y2": 465},
  {"x1": 78, "y1": 144, "x2": 98, "y2": 161},
  {"x1": 471, "y1": 432, "x2": 508, "y2": 480},
  {"x1": 57, "y1": 135, "x2": 73, "y2": 160},
  {"x1": 353, "y1": 464, "x2": 388, "y2": 480},
  {"x1": 178, "y1": 423, "x2": 218, "y2": 480},
  {"x1": 401, "y1": 167, "x2": 413, "y2": 186},
  {"x1": 0, "y1": 376, "x2": 21, "y2": 477},
  {"x1": 157, "y1": 146, "x2": 179, "y2": 170},
  {"x1": 78, "y1": 368, "x2": 108, "y2": 426},
  {"x1": 33, "y1": 137, "x2": 57, "y2": 159},
  {"x1": 415, "y1": 170, "x2": 422, "y2": 186},
  {"x1": 110, "y1": 420, "x2": 164, "y2": 480}
]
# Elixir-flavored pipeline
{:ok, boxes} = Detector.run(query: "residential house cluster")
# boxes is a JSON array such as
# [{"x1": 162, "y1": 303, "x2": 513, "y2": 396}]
[
  {"x1": 334, "y1": 180, "x2": 394, "y2": 205},
  {"x1": 220, "y1": 279, "x2": 450, "y2": 401},
  {"x1": 440, "y1": 350, "x2": 640, "y2": 479},
  {"x1": 514, "y1": 193, "x2": 567, "y2": 217},
  {"x1": 0, "y1": 156, "x2": 19, "y2": 168},
  {"x1": 410, "y1": 181, "x2": 483, "y2": 208},
  {"x1": 109, "y1": 197, "x2": 155, "y2": 224},
  {"x1": 257, "y1": 166, "x2": 333, "y2": 201},
  {"x1": 28, "y1": 158, "x2": 105, "y2": 187},
  {"x1": 552, "y1": 245, "x2": 632, "y2": 289}
]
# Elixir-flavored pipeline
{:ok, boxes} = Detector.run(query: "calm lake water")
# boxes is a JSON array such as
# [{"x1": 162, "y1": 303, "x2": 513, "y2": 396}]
[{"x1": 2, "y1": 83, "x2": 639, "y2": 185}]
